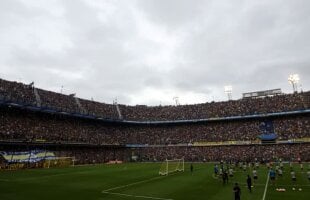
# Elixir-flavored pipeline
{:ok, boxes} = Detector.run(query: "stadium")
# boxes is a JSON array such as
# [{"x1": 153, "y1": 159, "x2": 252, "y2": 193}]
[
  {"x1": 1, "y1": 1, "x2": 310, "y2": 200},
  {"x1": 0, "y1": 78, "x2": 309, "y2": 200}
]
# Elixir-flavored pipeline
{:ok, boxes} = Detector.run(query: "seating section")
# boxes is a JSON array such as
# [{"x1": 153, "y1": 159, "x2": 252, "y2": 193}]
[
  {"x1": 0, "y1": 79, "x2": 36, "y2": 105},
  {"x1": 119, "y1": 94, "x2": 307, "y2": 121},
  {"x1": 78, "y1": 98, "x2": 119, "y2": 119},
  {"x1": 0, "y1": 107, "x2": 308, "y2": 145},
  {"x1": 1, "y1": 144, "x2": 308, "y2": 164},
  {"x1": 37, "y1": 89, "x2": 80, "y2": 113},
  {"x1": 0, "y1": 78, "x2": 309, "y2": 120},
  {"x1": 0, "y1": 78, "x2": 309, "y2": 164},
  {"x1": 137, "y1": 144, "x2": 310, "y2": 162}
]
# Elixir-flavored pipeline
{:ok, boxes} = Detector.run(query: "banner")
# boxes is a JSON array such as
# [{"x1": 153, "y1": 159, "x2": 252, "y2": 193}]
[
  {"x1": 291, "y1": 137, "x2": 310, "y2": 142},
  {"x1": 0, "y1": 150, "x2": 55, "y2": 163},
  {"x1": 193, "y1": 140, "x2": 257, "y2": 146}
]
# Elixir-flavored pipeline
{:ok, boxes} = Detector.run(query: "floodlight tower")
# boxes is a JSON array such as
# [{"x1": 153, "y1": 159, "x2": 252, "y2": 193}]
[
  {"x1": 288, "y1": 74, "x2": 300, "y2": 93},
  {"x1": 113, "y1": 98, "x2": 118, "y2": 105},
  {"x1": 173, "y1": 96, "x2": 180, "y2": 106},
  {"x1": 224, "y1": 85, "x2": 233, "y2": 100}
]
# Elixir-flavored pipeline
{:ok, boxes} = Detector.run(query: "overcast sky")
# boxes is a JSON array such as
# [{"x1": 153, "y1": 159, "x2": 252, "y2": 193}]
[{"x1": 0, "y1": 0, "x2": 309, "y2": 105}]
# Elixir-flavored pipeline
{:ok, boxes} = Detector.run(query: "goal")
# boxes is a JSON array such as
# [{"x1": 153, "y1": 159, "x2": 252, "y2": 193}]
[
  {"x1": 159, "y1": 158, "x2": 184, "y2": 175},
  {"x1": 43, "y1": 157, "x2": 75, "y2": 169}
]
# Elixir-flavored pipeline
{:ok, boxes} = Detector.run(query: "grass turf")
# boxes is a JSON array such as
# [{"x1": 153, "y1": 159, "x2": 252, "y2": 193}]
[{"x1": 0, "y1": 163, "x2": 309, "y2": 200}]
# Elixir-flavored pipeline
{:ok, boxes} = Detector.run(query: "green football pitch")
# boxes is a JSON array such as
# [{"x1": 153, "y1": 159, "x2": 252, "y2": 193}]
[{"x1": 0, "y1": 163, "x2": 309, "y2": 200}]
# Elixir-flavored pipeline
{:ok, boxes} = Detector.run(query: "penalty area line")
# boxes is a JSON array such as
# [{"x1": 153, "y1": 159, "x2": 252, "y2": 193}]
[
  {"x1": 102, "y1": 191, "x2": 174, "y2": 200},
  {"x1": 102, "y1": 176, "x2": 164, "y2": 192},
  {"x1": 101, "y1": 173, "x2": 180, "y2": 199},
  {"x1": 102, "y1": 172, "x2": 180, "y2": 192}
]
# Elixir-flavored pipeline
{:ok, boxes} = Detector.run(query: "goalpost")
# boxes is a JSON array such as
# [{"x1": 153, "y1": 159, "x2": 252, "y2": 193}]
[{"x1": 159, "y1": 158, "x2": 185, "y2": 175}]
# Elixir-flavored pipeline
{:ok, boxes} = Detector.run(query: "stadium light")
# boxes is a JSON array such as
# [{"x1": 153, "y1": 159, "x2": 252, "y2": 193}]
[
  {"x1": 173, "y1": 96, "x2": 180, "y2": 106},
  {"x1": 288, "y1": 74, "x2": 300, "y2": 93},
  {"x1": 224, "y1": 85, "x2": 233, "y2": 100},
  {"x1": 113, "y1": 98, "x2": 118, "y2": 105}
]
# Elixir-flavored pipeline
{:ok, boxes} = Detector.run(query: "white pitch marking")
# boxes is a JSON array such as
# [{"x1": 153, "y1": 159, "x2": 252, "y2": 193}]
[
  {"x1": 102, "y1": 175, "x2": 169, "y2": 192},
  {"x1": 101, "y1": 173, "x2": 181, "y2": 199},
  {"x1": 102, "y1": 191, "x2": 173, "y2": 200},
  {"x1": 211, "y1": 174, "x2": 218, "y2": 180},
  {"x1": 239, "y1": 183, "x2": 265, "y2": 186},
  {"x1": 262, "y1": 171, "x2": 270, "y2": 200}
]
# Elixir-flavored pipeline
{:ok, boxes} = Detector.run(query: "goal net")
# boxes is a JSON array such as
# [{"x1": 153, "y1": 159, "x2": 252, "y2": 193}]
[
  {"x1": 43, "y1": 157, "x2": 75, "y2": 169},
  {"x1": 159, "y1": 158, "x2": 184, "y2": 175}
]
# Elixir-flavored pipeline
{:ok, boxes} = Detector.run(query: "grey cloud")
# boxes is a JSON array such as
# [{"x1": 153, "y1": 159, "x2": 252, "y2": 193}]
[
  {"x1": 0, "y1": 0, "x2": 309, "y2": 105},
  {"x1": 136, "y1": 0, "x2": 208, "y2": 28}
]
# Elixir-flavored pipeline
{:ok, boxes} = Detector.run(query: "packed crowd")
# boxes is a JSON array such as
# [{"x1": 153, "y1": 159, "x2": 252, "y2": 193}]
[
  {"x1": 37, "y1": 89, "x2": 80, "y2": 113},
  {"x1": 119, "y1": 93, "x2": 308, "y2": 121},
  {"x1": 2, "y1": 143, "x2": 308, "y2": 166},
  {"x1": 0, "y1": 79, "x2": 36, "y2": 105},
  {"x1": 0, "y1": 78, "x2": 309, "y2": 121},
  {"x1": 0, "y1": 146, "x2": 125, "y2": 167},
  {"x1": 78, "y1": 98, "x2": 119, "y2": 119},
  {"x1": 54, "y1": 147, "x2": 126, "y2": 165},
  {"x1": 0, "y1": 107, "x2": 309, "y2": 145},
  {"x1": 0, "y1": 107, "x2": 117, "y2": 145},
  {"x1": 274, "y1": 117, "x2": 310, "y2": 139},
  {"x1": 37, "y1": 89, "x2": 119, "y2": 118},
  {"x1": 1, "y1": 78, "x2": 309, "y2": 167},
  {"x1": 138, "y1": 143, "x2": 310, "y2": 162}
]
